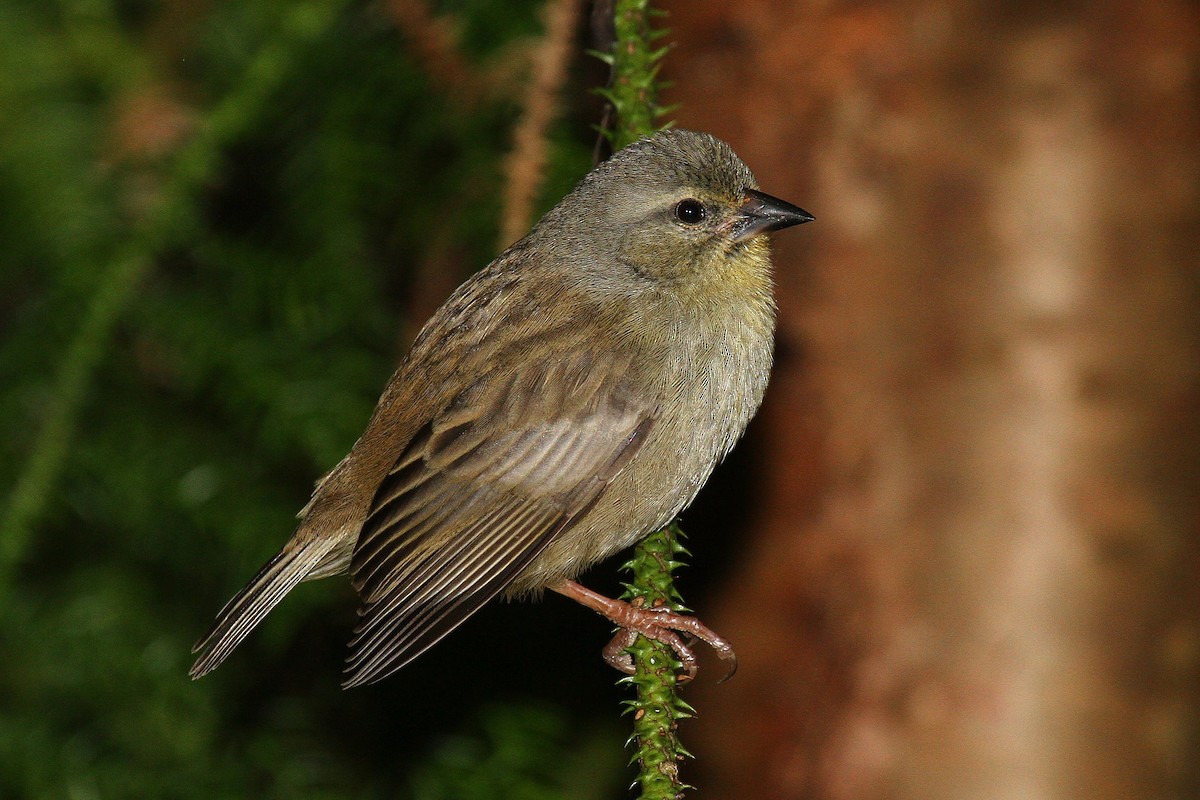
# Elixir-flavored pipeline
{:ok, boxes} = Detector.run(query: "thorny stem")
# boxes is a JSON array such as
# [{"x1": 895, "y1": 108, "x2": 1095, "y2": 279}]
[
  {"x1": 597, "y1": 4, "x2": 694, "y2": 794},
  {"x1": 620, "y1": 524, "x2": 696, "y2": 799},
  {"x1": 596, "y1": 0, "x2": 674, "y2": 151}
]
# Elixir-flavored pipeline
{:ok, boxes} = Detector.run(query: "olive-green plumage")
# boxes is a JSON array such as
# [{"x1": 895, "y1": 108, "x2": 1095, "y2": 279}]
[{"x1": 190, "y1": 129, "x2": 812, "y2": 686}]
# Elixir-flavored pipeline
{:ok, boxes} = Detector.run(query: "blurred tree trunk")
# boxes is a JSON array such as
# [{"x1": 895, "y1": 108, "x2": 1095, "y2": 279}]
[{"x1": 662, "y1": 1, "x2": 1200, "y2": 798}]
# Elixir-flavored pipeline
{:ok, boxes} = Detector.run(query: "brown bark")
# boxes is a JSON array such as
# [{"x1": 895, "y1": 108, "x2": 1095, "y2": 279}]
[{"x1": 662, "y1": 2, "x2": 1200, "y2": 798}]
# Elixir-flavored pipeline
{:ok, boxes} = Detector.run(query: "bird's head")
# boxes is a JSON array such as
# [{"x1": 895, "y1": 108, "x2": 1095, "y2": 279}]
[{"x1": 536, "y1": 129, "x2": 812, "y2": 292}]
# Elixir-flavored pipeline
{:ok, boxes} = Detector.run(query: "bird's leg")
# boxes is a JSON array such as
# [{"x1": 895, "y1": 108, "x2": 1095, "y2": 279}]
[{"x1": 551, "y1": 579, "x2": 737, "y2": 682}]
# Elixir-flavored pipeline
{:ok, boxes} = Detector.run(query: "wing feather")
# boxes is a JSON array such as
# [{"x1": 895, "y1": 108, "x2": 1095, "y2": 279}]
[
  {"x1": 356, "y1": 499, "x2": 551, "y2": 645},
  {"x1": 343, "y1": 354, "x2": 654, "y2": 687},
  {"x1": 344, "y1": 498, "x2": 560, "y2": 686}
]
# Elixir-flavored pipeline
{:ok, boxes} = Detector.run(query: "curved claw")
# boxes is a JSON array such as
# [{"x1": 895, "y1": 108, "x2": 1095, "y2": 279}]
[
  {"x1": 641, "y1": 606, "x2": 736, "y2": 683},
  {"x1": 553, "y1": 580, "x2": 737, "y2": 682},
  {"x1": 602, "y1": 627, "x2": 637, "y2": 674}
]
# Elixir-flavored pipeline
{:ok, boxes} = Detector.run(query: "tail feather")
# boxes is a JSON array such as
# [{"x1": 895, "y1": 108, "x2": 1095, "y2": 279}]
[{"x1": 190, "y1": 541, "x2": 333, "y2": 679}]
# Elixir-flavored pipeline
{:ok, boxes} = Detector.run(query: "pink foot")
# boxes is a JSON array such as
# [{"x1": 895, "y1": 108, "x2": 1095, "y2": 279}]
[{"x1": 553, "y1": 580, "x2": 737, "y2": 682}]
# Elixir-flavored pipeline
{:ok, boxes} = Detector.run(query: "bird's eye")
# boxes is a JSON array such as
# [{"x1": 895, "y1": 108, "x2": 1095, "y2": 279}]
[{"x1": 674, "y1": 199, "x2": 706, "y2": 225}]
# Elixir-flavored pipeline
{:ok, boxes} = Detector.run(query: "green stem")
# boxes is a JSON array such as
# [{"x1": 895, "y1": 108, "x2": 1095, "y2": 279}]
[
  {"x1": 621, "y1": 524, "x2": 695, "y2": 799},
  {"x1": 0, "y1": 0, "x2": 348, "y2": 587},
  {"x1": 0, "y1": 247, "x2": 146, "y2": 579},
  {"x1": 596, "y1": 5, "x2": 693, "y2": 795},
  {"x1": 598, "y1": 0, "x2": 673, "y2": 150}
]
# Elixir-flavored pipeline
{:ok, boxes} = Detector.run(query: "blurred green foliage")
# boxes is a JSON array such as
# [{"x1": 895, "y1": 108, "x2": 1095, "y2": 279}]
[{"x1": 0, "y1": 0, "x2": 623, "y2": 796}]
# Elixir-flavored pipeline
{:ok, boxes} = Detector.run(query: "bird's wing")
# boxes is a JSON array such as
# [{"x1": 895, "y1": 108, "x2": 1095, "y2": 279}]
[{"x1": 344, "y1": 349, "x2": 654, "y2": 687}]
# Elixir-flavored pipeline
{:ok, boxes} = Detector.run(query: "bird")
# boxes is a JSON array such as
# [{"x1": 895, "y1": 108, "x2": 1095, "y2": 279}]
[{"x1": 190, "y1": 128, "x2": 813, "y2": 687}]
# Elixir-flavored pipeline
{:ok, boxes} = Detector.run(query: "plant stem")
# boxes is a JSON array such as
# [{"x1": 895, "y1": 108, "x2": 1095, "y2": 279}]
[
  {"x1": 621, "y1": 524, "x2": 696, "y2": 799},
  {"x1": 597, "y1": 5, "x2": 693, "y2": 795},
  {"x1": 0, "y1": 0, "x2": 348, "y2": 587},
  {"x1": 597, "y1": 0, "x2": 672, "y2": 150}
]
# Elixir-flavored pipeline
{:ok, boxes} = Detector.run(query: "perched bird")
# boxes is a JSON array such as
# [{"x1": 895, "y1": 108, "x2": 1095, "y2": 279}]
[{"x1": 190, "y1": 129, "x2": 812, "y2": 687}]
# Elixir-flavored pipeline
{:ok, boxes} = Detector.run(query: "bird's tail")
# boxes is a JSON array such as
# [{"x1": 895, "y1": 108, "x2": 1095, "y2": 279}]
[{"x1": 189, "y1": 539, "x2": 336, "y2": 679}]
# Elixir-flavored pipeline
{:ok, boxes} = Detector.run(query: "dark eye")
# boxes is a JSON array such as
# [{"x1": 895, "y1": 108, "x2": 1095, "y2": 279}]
[{"x1": 674, "y1": 198, "x2": 706, "y2": 225}]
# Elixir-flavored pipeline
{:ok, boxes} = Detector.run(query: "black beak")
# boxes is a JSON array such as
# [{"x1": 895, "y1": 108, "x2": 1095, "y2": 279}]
[{"x1": 732, "y1": 189, "x2": 814, "y2": 242}]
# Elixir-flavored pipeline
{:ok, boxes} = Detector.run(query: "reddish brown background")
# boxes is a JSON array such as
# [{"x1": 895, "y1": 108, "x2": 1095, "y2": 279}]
[{"x1": 660, "y1": 1, "x2": 1200, "y2": 798}]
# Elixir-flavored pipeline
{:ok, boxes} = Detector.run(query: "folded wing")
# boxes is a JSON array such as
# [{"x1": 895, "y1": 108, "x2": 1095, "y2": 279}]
[{"x1": 344, "y1": 354, "x2": 653, "y2": 687}]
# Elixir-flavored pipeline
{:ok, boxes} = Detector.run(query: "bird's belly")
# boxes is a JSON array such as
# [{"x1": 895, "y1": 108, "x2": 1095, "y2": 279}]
[{"x1": 506, "y1": 333, "x2": 771, "y2": 596}]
